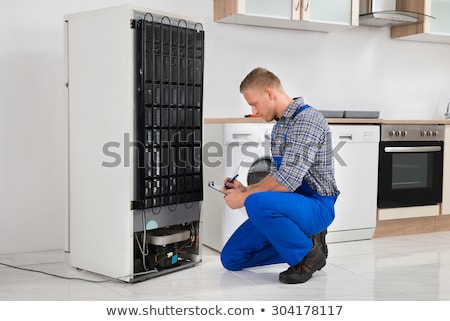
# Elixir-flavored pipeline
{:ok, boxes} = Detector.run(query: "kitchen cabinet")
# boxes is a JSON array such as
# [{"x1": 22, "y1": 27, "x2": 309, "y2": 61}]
[
  {"x1": 391, "y1": 0, "x2": 450, "y2": 44},
  {"x1": 241, "y1": 0, "x2": 293, "y2": 19},
  {"x1": 303, "y1": 0, "x2": 355, "y2": 25},
  {"x1": 213, "y1": 0, "x2": 359, "y2": 33},
  {"x1": 377, "y1": 205, "x2": 440, "y2": 221},
  {"x1": 442, "y1": 125, "x2": 450, "y2": 215}
]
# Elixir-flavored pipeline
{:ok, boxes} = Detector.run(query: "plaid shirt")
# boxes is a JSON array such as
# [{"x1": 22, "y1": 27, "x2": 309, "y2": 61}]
[{"x1": 269, "y1": 97, "x2": 340, "y2": 196}]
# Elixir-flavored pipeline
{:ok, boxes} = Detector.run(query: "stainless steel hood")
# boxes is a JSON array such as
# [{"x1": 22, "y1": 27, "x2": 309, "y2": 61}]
[{"x1": 359, "y1": 0, "x2": 433, "y2": 27}]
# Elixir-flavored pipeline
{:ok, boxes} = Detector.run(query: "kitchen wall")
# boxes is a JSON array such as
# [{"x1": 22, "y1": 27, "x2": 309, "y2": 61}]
[{"x1": 1, "y1": 0, "x2": 450, "y2": 254}]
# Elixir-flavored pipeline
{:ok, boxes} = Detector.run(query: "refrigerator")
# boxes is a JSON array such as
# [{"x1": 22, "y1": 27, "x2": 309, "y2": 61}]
[{"x1": 65, "y1": 5, "x2": 204, "y2": 282}]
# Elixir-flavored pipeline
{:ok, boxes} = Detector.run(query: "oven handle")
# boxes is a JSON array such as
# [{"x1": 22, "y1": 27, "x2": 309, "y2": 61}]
[{"x1": 384, "y1": 146, "x2": 442, "y2": 153}]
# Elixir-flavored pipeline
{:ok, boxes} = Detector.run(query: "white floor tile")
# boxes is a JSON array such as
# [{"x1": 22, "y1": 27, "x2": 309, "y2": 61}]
[{"x1": 1, "y1": 231, "x2": 450, "y2": 301}]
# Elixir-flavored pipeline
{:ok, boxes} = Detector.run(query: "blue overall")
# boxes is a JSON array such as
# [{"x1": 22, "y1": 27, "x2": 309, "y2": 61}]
[{"x1": 220, "y1": 105, "x2": 338, "y2": 270}]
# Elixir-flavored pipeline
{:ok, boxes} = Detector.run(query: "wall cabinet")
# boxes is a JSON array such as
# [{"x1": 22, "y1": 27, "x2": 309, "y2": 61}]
[
  {"x1": 214, "y1": 0, "x2": 359, "y2": 33},
  {"x1": 391, "y1": 0, "x2": 450, "y2": 44},
  {"x1": 303, "y1": 0, "x2": 355, "y2": 25},
  {"x1": 243, "y1": 0, "x2": 293, "y2": 19}
]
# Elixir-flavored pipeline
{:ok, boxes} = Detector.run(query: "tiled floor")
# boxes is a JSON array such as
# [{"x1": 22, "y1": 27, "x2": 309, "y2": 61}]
[{"x1": 1, "y1": 231, "x2": 450, "y2": 301}]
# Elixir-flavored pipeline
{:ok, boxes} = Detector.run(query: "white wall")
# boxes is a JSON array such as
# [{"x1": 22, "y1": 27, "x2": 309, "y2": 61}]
[
  {"x1": 207, "y1": 19, "x2": 450, "y2": 120},
  {"x1": 1, "y1": 0, "x2": 450, "y2": 254}
]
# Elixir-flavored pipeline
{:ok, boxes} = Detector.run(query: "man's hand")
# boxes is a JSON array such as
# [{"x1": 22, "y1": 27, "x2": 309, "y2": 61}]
[
  {"x1": 223, "y1": 178, "x2": 246, "y2": 191},
  {"x1": 223, "y1": 188, "x2": 248, "y2": 209},
  {"x1": 222, "y1": 178, "x2": 247, "y2": 209}
]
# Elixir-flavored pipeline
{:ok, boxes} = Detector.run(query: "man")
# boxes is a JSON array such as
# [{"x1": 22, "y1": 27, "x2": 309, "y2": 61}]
[{"x1": 221, "y1": 67, "x2": 339, "y2": 284}]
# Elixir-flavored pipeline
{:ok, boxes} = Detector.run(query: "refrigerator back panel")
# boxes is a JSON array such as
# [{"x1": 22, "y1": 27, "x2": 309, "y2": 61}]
[{"x1": 134, "y1": 15, "x2": 204, "y2": 210}]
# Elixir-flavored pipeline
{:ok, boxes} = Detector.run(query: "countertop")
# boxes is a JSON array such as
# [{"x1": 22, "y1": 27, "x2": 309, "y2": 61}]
[{"x1": 204, "y1": 118, "x2": 450, "y2": 125}]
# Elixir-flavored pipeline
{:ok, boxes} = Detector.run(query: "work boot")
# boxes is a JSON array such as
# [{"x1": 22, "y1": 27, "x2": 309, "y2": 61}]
[
  {"x1": 279, "y1": 238, "x2": 326, "y2": 284},
  {"x1": 310, "y1": 229, "x2": 328, "y2": 258}
]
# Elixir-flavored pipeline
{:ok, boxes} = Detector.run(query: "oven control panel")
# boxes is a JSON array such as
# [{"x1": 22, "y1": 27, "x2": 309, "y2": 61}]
[{"x1": 381, "y1": 124, "x2": 445, "y2": 142}]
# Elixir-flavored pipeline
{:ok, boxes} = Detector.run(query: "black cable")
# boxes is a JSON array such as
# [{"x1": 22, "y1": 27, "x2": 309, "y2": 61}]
[
  {"x1": 0, "y1": 261, "x2": 115, "y2": 283},
  {"x1": 0, "y1": 261, "x2": 158, "y2": 284},
  {"x1": 141, "y1": 208, "x2": 150, "y2": 271}
]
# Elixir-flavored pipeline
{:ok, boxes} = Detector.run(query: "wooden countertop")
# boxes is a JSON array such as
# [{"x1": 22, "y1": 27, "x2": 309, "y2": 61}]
[
  {"x1": 204, "y1": 118, "x2": 450, "y2": 125},
  {"x1": 381, "y1": 119, "x2": 450, "y2": 125},
  {"x1": 204, "y1": 117, "x2": 382, "y2": 124}
]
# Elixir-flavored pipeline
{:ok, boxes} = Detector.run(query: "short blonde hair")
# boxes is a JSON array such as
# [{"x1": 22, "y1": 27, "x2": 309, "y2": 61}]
[{"x1": 240, "y1": 67, "x2": 282, "y2": 93}]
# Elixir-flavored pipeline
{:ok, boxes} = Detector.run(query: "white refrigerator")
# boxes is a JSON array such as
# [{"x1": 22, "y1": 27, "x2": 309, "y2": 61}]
[{"x1": 65, "y1": 5, "x2": 204, "y2": 282}]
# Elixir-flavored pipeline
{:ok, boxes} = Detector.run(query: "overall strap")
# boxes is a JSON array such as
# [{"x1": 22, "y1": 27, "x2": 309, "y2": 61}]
[
  {"x1": 272, "y1": 104, "x2": 312, "y2": 170},
  {"x1": 292, "y1": 104, "x2": 311, "y2": 118},
  {"x1": 272, "y1": 104, "x2": 311, "y2": 141}
]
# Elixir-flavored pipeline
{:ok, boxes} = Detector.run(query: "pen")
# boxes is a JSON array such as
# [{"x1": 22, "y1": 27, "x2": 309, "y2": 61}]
[{"x1": 225, "y1": 174, "x2": 239, "y2": 186}]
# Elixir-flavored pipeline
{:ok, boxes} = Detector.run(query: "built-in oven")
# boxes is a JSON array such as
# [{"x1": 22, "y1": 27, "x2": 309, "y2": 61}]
[{"x1": 378, "y1": 124, "x2": 444, "y2": 208}]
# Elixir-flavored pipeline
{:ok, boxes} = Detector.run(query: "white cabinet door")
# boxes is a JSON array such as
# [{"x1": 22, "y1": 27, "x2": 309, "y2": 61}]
[
  {"x1": 214, "y1": 0, "x2": 357, "y2": 32},
  {"x1": 304, "y1": 0, "x2": 353, "y2": 25},
  {"x1": 244, "y1": 0, "x2": 293, "y2": 19},
  {"x1": 430, "y1": 0, "x2": 450, "y2": 35}
]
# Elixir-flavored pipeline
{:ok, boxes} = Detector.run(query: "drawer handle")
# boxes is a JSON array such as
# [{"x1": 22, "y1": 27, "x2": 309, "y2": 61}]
[{"x1": 232, "y1": 133, "x2": 252, "y2": 139}]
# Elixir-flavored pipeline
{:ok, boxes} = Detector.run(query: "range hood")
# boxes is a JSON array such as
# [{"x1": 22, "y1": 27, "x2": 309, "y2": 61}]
[{"x1": 359, "y1": 0, "x2": 433, "y2": 27}]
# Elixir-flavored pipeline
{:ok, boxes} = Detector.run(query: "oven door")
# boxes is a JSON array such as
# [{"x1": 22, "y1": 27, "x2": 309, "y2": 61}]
[{"x1": 378, "y1": 141, "x2": 444, "y2": 208}]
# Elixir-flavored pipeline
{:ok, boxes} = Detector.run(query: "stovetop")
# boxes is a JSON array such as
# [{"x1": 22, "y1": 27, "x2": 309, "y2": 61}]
[{"x1": 319, "y1": 110, "x2": 380, "y2": 119}]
